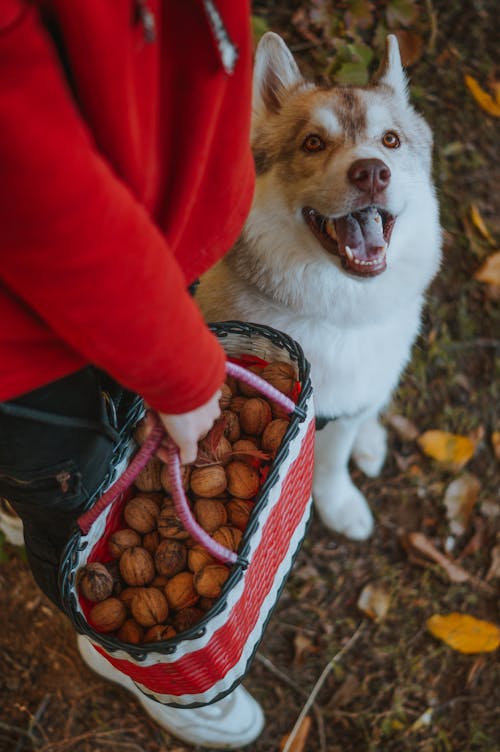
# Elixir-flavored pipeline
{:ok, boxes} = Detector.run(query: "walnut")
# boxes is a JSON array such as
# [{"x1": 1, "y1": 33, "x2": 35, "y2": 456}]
[
  {"x1": 142, "y1": 530, "x2": 160, "y2": 555},
  {"x1": 108, "y1": 528, "x2": 142, "y2": 558},
  {"x1": 164, "y1": 571, "x2": 199, "y2": 610},
  {"x1": 194, "y1": 564, "x2": 230, "y2": 599},
  {"x1": 157, "y1": 505, "x2": 189, "y2": 540},
  {"x1": 226, "y1": 461, "x2": 260, "y2": 499},
  {"x1": 104, "y1": 559, "x2": 125, "y2": 596},
  {"x1": 78, "y1": 562, "x2": 114, "y2": 602},
  {"x1": 212, "y1": 525, "x2": 243, "y2": 552},
  {"x1": 131, "y1": 587, "x2": 169, "y2": 627},
  {"x1": 119, "y1": 547, "x2": 155, "y2": 586},
  {"x1": 118, "y1": 586, "x2": 143, "y2": 610},
  {"x1": 116, "y1": 618, "x2": 145, "y2": 644},
  {"x1": 261, "y1": 418, "x2": 289, "y2": 458},
  {"x1": 239, "y1": 398, "x2": 272, "y2": 436},
  {"x1": 229, "y1": 396, "x2": 248, "y2": 415},
  {"x1": 134, "y1": 457, "x2": 163, "y2": 492},
  {"x1": 232, "y1": 439, "x2": 263, "y2": 462},
  {"x1": 187, "y1": 545, "x2": 216, "y2": 573},
  {"x1": 143, "y1": 624, "x2": 177, "y2": 642},
  {"x1": 219, "y1": 382, "x2": 232, "y2": 409},
  {"x1": 193, "y1": 499, "x2": 227, "y2": 534},
  {"x1": 154, "y1": 539, "x2": 187, "y2": 577},
  {"x1": 123, "y1": 496, "x2": 158, "y2": 534},
  {"x1": 199, "y1": 596, "x2": 217, "y2": 612},
  {"x1": 173, "y1": 607, "x2": 204, "y2": 632},
  {"x1": 262, "y1": 361, "x2": 296, "y2": 396},
  {"x1": 89, "y1": 597, "x2": 126, "y2": 633},
  {"x1": 221, "y1": 410, "x2": 240, "y2": 443},
  {"x1": 151, "y1": 574, "x2": 170, "y2": 589},
  {"x1": 226, "y1": 499, "x2": 254, "y2": 531},
  {"x1": 189, "y1": 465, "x2": 227, "y2": 498},
  {"x1": 238, "y1": 364, "x2": 264, "y2": 396},
  {"x1": 160, "y1": 463, "x2": 191, "y2": 495}
]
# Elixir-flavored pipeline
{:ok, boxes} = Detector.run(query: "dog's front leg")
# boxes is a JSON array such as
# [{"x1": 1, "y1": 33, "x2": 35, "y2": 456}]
[{"x1": 313, "y1": 414, "x2": 374, "y2": 540}]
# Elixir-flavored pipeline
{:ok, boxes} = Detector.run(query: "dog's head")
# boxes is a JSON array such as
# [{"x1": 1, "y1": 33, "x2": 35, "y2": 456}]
[{"x1": 246, "y1": 33, "x2": 440, "y2": 293}]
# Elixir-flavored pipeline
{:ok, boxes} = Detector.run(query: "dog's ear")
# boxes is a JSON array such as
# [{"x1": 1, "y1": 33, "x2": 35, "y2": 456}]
[
  {"x1": 375, "y1": 35, "x2": 408, "y2": 100},
  {"x1": 253, "y1": 32, "x2": 304, "y2": 116}
]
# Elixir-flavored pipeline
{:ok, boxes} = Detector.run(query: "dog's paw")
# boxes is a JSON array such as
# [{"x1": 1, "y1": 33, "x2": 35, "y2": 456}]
[
  {"x1": 313, "y1": 477, "x2": 374, "y2": 540},
  {"x1": 352, "y1": 417, "x2": 387, "y2": 478}
]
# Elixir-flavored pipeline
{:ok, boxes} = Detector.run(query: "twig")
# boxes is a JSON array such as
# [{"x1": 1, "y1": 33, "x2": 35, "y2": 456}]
[
  {"x1": 281, "y1": 622, "x2": 365, "y2": 752},
  {"x1": 13, "y1": 694, "x2": 51, "y2": 752},
  {"x1": 425, "y1": 0, "x2": 438, "y2": 55}
]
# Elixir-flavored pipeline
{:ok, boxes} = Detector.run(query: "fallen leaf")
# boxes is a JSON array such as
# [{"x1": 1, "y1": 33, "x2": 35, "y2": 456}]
[
  {"x1": 443, "y1": 474, "x2": 481, "y2": 536},
  {"x1": 470, "y1": 204, "x2": 496, "y2": 245},
  {"x1": 293, "y1": 632, "x2": 318, "y2": 666},
  {"x1": 465, "y1": 75, "x2": 500, "y2": 117},
  {"x1": 417, "y1": 430, "x2": 476, "y2": 470},
  {"x1": 492, "y1": 432, "x2": 500, "y2": 462},
  {"x1": 330, "y1": 672, "x2": 360, "y2": 708},
  {"x1": 427, "y1": 613, "x2": 500, "y2": 654},
  {"x1": 386, "y1": 413, "x2": 420, "y2": 441},
  {"x1": 474, "y1": 251, "x2": 500, "y2": 286},
  {"x1": 357, "y1": 582, "x2": 391, "y2": 622},
  {"x1": 486, "y1": 543, "x2": 500, "y2": 581},
  {"x1": 280, "y1": 715, "x2": 312, "y2": 752},
  {"x1": 456, "y1": 517, "x2": 486, "y2": 561},
  {"x1": 403, "y1": 531, "x2": 470, "y2": 583},
  {"x1": 410, "y1": 707, "x2": 433, "y2": 732}
]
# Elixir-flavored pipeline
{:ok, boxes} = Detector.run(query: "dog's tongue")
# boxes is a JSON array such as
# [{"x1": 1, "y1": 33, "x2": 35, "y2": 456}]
[{"x1": 334, "y1": 207, "x2": 386, "y2": 268}]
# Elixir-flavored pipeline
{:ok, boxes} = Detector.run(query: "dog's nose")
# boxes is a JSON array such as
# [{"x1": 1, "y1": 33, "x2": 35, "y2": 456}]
[{"x1": 348, "y1": 159, "x2": 391, "y2": 195}]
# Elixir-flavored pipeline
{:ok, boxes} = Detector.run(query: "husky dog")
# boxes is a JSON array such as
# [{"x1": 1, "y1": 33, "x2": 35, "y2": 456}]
[{"x1": 197, "y1": 33, "x2": 441, "y2": 540}]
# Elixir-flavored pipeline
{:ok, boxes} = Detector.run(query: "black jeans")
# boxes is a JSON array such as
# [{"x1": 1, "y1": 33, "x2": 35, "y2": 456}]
[{"x1": 0, "y1": 368, "x2": 130, "y2": 610}]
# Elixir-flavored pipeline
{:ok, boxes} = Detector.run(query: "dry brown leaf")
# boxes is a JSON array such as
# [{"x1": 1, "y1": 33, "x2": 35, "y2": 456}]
[
  {"x1": 443, "y1": 474, "x2": 481, "y2": 536},
  {"x1": 474, "y1": 251, "x2": 500, "y2": 287},
  {"x1": 280, "y1": 715, "x2": 312, "y2": 752},
  {"x1": 492, "y1": 432, "x2": 500, "y2": 462},
  {"x1": 427, "y1": 613, "x2": 500, "y2": 654},
  {"x1": 417, "y1": 430, "x2": 476, "y2": 469},
  {"x1": 486, "y1": 543, "x2": 500, "y2": 582},
  {"x1": 357, "y1": 583, "x2": 391, "y2": 622},
  {"x1": 470, "y1": 204, "x2": 496, "y2": 245},
  {"x1": 403, "y1": 532, "x2": 470, "y2": 583},
  {"x1": 386, "y1": 413, "x2": 420, "y2": 441},
  {"x1": 465, "y1": 74, "x2": 500, "y2": 117},
  {"x1": 292, "y1": 632, "x2": 318, "y2": 666}
]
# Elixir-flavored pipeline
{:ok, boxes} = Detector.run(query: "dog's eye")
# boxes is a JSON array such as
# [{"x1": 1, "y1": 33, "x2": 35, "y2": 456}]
[
  {"x1": 382, "y1": 131, "x2": 400, "y2": 149},
  {"x1": 302, "y1": 134, "x2": 325, "y2": 153}
]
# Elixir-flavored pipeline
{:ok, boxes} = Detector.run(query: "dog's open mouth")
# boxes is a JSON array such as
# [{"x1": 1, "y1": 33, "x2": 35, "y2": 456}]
[{"x1": 302, "y1": 206, "x2": 396, "y2": 277}]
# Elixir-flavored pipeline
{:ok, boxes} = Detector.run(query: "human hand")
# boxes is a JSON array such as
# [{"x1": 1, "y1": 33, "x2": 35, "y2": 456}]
[{"x1": 139, "y1": 390, "x2": 222, "y2": 466}]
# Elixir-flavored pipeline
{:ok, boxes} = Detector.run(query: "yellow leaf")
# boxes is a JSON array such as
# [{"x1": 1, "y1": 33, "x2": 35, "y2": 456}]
[
  {"x1": 474, "y1": 251, "x2": 500, "y2": 286},
  {"x1": 470, "y1": 204, "x2": 496, "y2": 245},
  {"x1": 417, "y1": 430, "x2": 476, "y2": 469},
  {"x1": 280, "y1": 715, "x2": 312, "y2": 752},
  {"x1": 427, "y1": 613, "x2": 500, "y2": 654},
  {"x1": 465, "y1": 75, "x2": 500, "y2": 117}
]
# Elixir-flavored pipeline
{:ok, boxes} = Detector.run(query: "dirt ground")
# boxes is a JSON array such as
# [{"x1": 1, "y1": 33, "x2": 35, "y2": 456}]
[{"x1": 1, "y1": 2, "x2": 498, "y2": 751}]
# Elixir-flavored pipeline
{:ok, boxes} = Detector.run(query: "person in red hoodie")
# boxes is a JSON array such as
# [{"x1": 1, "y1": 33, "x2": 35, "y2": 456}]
[{"x1": 0, "y1": 1, "x2": 264, "y2": 747}]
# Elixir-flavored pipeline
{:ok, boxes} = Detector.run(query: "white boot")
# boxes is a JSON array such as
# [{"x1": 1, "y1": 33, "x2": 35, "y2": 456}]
[
  {"x1": 0, "y1": 500, "x2": 24, "y2": 546},
  {"x1": 77, "y1": 635, "x2": 264, "y2": 749}
]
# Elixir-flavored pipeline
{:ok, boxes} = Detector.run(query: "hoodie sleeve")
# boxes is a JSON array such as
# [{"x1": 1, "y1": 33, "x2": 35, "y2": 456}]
[{"x1": 0, "y1": 4, "x2": 226, "y2": 414}]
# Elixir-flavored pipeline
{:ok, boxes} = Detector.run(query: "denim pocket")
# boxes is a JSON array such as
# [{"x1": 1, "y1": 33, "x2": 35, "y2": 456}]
[{"x1": 0, "y1": 458, "x2": 85, "y2": 510}]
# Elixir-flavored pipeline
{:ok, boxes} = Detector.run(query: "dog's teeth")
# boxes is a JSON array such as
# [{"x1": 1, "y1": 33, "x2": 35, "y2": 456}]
[
  {"x1": 345, "y1": 245, "x2": 353, "y2": 260},
  {"x1": 326, "y1": 220, "x2": 337, "y2": 240}
]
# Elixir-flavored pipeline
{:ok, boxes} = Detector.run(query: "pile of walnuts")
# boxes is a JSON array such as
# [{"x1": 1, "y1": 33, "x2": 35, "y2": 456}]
[{"x1": 78, "y1": 360, "x2": 296, "y2": 645}]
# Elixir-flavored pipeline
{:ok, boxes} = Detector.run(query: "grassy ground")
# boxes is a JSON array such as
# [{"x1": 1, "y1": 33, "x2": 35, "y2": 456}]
[{"x1": 1, "y1": 2, "x2": 498, "y2": 751}]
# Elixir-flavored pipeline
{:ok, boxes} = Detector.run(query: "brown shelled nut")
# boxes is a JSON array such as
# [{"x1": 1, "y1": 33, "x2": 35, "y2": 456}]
[
  {"x1": 130, "y1": 587, "x2": 169, "y2": 627},
  {"x1": 119, "y1": 547, "x2": 155, "y2": 586},
  {"x1": 261, "y1": 418, "x2": 289, "y2": 458},
  {"x1": 165, "y1": 571, "x2": 199, "y2": 610},
  {"x1": 160, "y1": 463, "x2": 191, "y2": 495},
  {"x1": 221, "y1": 410, "x2": 240, "y2": 443},
  {"x1": 116, "y1": 618, "x2": 145, "y2": 644},
  {"x1": 194, "y1": 499, "x2": 227, "y2": 534},
  {"x1": 173, "y1": 607, "x2": 204, "y2": 632},
  {"x1": 219, "y1": 383, "x2": 232, "y2": 410},
  {"x1": 134, "y1": 457, "x2": 163, "y2": 492},
  {"x1": 226, "y1": 461, "x2": 260, "y2": 499},
  {"x1": 187, "y1": 545, "x2": 216, "y2": 573},
  {"x1": 123, "y1": 496, "x2": 158, "y2": 534},
  {"x1": 157, "y1": 505, "x2": 189, "y2": 540},
  {"x1": 108, "y1": 528, "x2": 142, "y2": 558},
  {"x1": 239, "y1": 398, "x2": 272, "y2": 436},
  {"x1": 143, "y1": 624, "x2": 177, "y2": 642},
  {"x1": 199, "y1": 596, "x2": 217, "y2": 612},
  {"x1": 89, "y1": 597, "x2": 127, "y2": 633},
  {"x1": 119, "y1": 586, "x2": 143, "y2": 610},
  {"x1": 229, "y1": 396, "x2": 248, "y2": 415},
  {"x1": 142, "y1": 530, "x2": 160, "y2": 556},
  {"x1": 212, "y1": 525, "x2": 243, "y2": 552},
  {"x1": 78, "y1": 562, "x2": 114, "y2": 603},
  {"x1": 231, "y1": 439, "x2": 263, "y2": 463},
  {"x1": 189, "y1": 465, "x2": 227, "y2": 498},
  {"x1": 261, "y1": 361, "x2": 296, "y2": 396},
  {"x1": 155, "y1": 539, "x2": 187, "y2": 577},
  {"x1": 194, "y1": 564, "x2": 230, "y2": 599},
  {"x1": 238, "y1": 365, "x2": 264, "y2": 397},
  {"x1": 226, "y1": 499, "x2": 254, "y2": 531}
]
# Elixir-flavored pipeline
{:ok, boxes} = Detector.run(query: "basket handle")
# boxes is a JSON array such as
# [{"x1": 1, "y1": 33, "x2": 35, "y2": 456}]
[{"x1": 77, "y1": 360, "x2": 301, "y2": 564}]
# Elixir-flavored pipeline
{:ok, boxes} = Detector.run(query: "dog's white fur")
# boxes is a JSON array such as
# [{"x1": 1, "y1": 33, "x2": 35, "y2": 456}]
[{"x1": 197, "y1": 33, "x2": 441, "y2": 539}]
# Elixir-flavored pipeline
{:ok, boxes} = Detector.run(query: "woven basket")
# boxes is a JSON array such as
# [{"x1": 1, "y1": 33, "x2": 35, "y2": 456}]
[{"x1": 60, "y1": 322, "x2": 314, "y2": 707}]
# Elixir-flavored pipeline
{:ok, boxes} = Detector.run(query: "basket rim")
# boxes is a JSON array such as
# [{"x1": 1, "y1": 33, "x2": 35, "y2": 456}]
[{"x1": 60, "y1": 321, "x2": 313, "y2": 658}]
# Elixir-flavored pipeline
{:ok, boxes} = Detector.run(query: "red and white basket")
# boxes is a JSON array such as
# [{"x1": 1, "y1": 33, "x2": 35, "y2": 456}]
[{"x1": 60, "y1": 322, "x2": 314, "y2": 707}]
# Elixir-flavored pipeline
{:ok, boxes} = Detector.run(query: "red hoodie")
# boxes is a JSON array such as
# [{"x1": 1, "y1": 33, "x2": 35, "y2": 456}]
[{"x1": 0, "y1": 0, "x2": 254, "y2": 413}]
